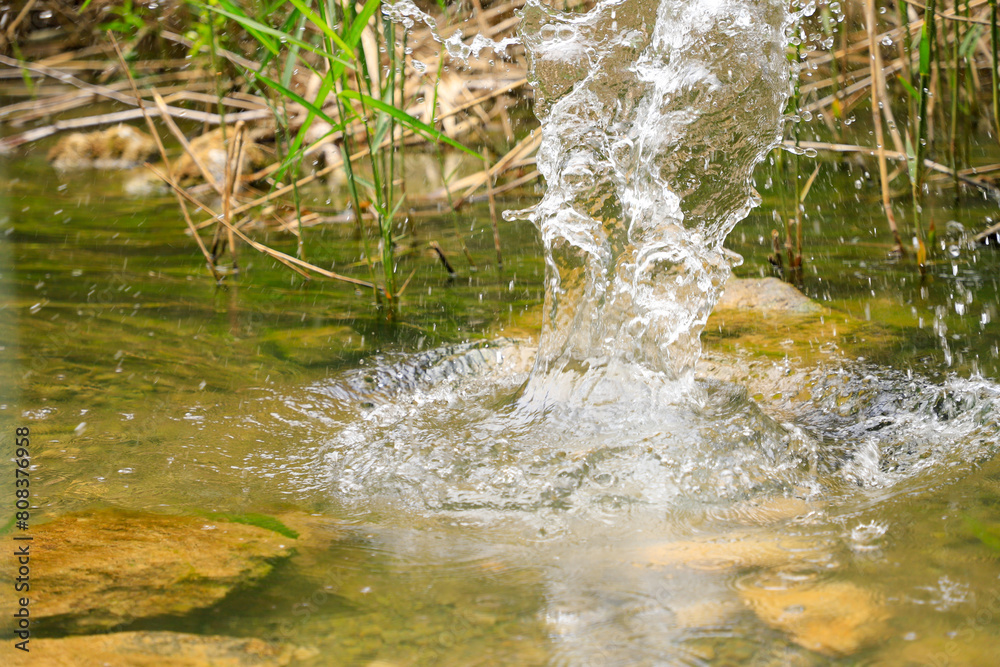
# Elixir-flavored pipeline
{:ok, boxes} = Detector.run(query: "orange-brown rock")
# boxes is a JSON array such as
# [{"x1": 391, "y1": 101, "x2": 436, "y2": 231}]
[
  {"x1": 10, "y1": 509, "x2": 292, "y2": 632},
  {"x1": 47, "y1": 125, "x2": 156, "y2": 170},
  {"x1": 7, "y1": 631, "x2": 308, "y2": 667},
  {"x1": 739, "y1": 580, "x2": 889, "y2": 656}
]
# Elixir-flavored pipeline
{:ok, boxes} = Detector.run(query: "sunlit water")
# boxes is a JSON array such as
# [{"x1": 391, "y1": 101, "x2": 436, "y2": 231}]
[
  {"x1": 5, "y1": 0, "x2": 1000, "y2": 664},
  {"x1": 310, "y1": 0, "x2": 1000, "y2": 527},
  {"x1": 336, "y1": 0, "x2": 801, "y2": 520},
  {"x1": 249, "y1": 0, "x2": 1000, "y2": 661}
]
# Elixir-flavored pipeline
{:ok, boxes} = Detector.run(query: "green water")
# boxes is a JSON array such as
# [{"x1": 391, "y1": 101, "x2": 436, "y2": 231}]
[
  {"x1": 3, "y1": 150, "x2": 1000, "y2": 665},
  {"x1": 733, "y1": 157, "x2": 1000, "y2": 379}
]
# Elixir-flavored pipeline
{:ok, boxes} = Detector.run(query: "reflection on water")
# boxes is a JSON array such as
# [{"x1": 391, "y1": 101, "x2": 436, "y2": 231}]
[
  {"x1": 4, "y1": 1, "x2": 1000, "y2": 664},
  {"x1": 5, "y1": 165, "x2": 1000, "y2": 664}
]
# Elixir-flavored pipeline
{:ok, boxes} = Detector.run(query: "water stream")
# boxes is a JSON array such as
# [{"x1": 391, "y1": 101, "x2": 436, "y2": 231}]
[
  {"x1": 5, "y1": 0, "x2": 1000, "y2": 663},
  {"x1": 330, "y1": 0, "x2": 800, "y2": 518},
  {"x1": 306, "y1": 0, "x2": 1000, "y2": 523}
]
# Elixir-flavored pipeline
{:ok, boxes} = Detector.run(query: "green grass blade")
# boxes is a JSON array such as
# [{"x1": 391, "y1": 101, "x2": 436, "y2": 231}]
[
  {"x1": 351, "y1": 173, "x2": 376, "y2": 191},
  {"x1": 286, "y1": 0, "x2": 356, "y2": 58},
  {"x1": 918, "y1": 25, "x2": 931, "y2": 77},
  {"x1": 959, "y1": 24, "x2": 984, "y2": 59},
  {"x1": 280, "y1": 10, "x2": 309, "y2": 87},
  {"x1": 215, "y1": 0, "x2": 280, "y2": 56},
  {"x1": 346, "y1": 0, "x2": 383, "y2": 49},
  {"x1": 339, "y1": 90, "x2": 481, "y2": 159},
  {"x1": 255, "y1": 70, "x2": 344, "y2": 133},
  {"x1": 897, "y1": 75, "x2": 918, "y2": 100},
  {"x1": 273, "y1": 75, "x2": 339, "y2": 182},
  {"x1": 904, "y1": 126, "x2": 917, "y2": 179},
  {"x1": 203, "y1": 3, "x2": 348, "y2": 66}
]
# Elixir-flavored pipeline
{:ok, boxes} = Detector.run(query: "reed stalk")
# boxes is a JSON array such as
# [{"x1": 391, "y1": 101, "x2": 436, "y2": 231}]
[
  {"x1": 482, "y1": 148, "x2": 503, "y2": 269},
  {"x1": 865, "y1": 0, "x2": 905, "y2": 255},
  {"x1": 950, "y1": 0, "x2": 962, "y2": 198},
  {"x1": 897, "y1": 0, "x2": 917, "y2": 135},
  {"x1": 791, "y1": 21, "x2": 803, "y2": 282},
  {"x1": 912, "y1": 0, "x2": 938, "y2": 259},
  {"x1": 991, "y1": 0, "x2": 1000, "y2": 142},
  {"x1": 187, "y1": 0, "x2": 479, "y2": 303}
]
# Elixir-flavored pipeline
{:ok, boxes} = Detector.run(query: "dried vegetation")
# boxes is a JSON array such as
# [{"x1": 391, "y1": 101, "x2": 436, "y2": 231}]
[{"x1": 2, "y1": 0, "x2": 1000, "y2": 298}]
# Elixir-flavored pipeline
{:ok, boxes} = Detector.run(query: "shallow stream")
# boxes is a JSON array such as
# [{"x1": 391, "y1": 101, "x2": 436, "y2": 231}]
[
  {"x1": 4, "y1": 0, "x2": 1000, "y2": 664},
  {"x1": 3, "y1": 142, "x2": 1000, "y2": 664}
]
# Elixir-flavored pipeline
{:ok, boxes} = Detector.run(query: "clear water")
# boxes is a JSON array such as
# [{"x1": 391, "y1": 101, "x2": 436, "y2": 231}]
[
  {"x1": 324, "y1": 0, "x2": 809, "y2": 524},
  {"x1": 514, "y1": 0, "x2": 788, "y2": 391},
  {"x1": 5, "y1": 147, "x2": 1000, "y2": 665},
  {"x1": 4, "y1": 0, "x2": 1000, "y2": 664}
]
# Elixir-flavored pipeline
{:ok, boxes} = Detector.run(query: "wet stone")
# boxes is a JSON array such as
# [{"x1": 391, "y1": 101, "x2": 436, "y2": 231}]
[
  {"x1": 636, "y1": 532, "x2": 828, "y2": 572},
  {"x1": 47, "y1": 125, "x2": 156, "y2": 170},
  {"x1": 716, "y1": 278, "x2": 823, "y2": 314},
  {"x1": 672, "y1": 599, "x2": 743, "y2": 629},
  {"x1": 6, "y1": 631, "x2": 308, "y2": 667},
  {"x1": 721, "y1": 497, "x2": 818, "y2": 525},
  {"x1": 739, "y1": 579, "x2": 889, "y2": 656},
  {"x1": 174, "y1": 128, "x2": 270, "y2": 186},
  {"x1": 21, "y1": 509, "x2": 293, "y2": 632}
]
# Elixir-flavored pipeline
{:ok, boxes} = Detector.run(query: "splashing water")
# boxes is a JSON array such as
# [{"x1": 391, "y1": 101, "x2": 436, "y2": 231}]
[
  {"x1": 389, "y1": 0, "x2": 791, "y2": 405},
  {"x1": 282, "y1": 0, "x2": 1000, "y2": 523},
  {"x1": 512, "y1": 0, "x2": 789, "y2": 407},
  {"x1": 383, "y1": 0, "x2": 521, "y2": 63}
]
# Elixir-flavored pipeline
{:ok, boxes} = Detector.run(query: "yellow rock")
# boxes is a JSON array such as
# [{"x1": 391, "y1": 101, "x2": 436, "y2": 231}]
[
  {"x1": 715, "y1": 278, "x2": 823, "y2": 314},
  {"x1": 721, "y1": 497, "x2": 818, "y2": 525},
  {"x1": 636, "y1": 532, "x2": 826, "y2": 571},
  {"x1": 6, "y1": 631, "x2": 298, "y2": 667},
  {"x1": 740, "y1": 580, "x2": 889, "y2": 656},
  {"x1": 16, "y1": 509, "x2": 292, "y2": 632},
  {"x1": 672, "y1": 599, "x2": 743, "y2": 629},
  {"x1": 174, "y1": 128, "x2": 269, "y2": 186},
  {"x1": 47, "y1": 125, "x2": 156, "y2": 170}
]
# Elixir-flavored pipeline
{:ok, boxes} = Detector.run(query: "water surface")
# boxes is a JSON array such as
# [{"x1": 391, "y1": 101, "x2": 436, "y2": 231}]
[{"x1": 4, "y1": 0, "x2": 1000, "y2": 661}]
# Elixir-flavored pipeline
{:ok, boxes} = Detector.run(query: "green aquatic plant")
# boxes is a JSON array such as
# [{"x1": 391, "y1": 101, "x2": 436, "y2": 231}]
[
  {"x1": 193, "y1": 0, "x2": 479, "y2": 304},
  {"x1": 100, "y1": 0, "x2": 148, "y2": 36},
  {"x1": 964, "y1": 515, "x2": 1000, "y2": 553},
  {"x1": 206, "y1": 512, "x2": 300, "y2": 540}
]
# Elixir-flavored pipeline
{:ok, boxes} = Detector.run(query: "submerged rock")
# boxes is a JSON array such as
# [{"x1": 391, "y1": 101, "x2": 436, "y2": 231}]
[
  {"x1": 739, "y1": 579, "x2": 889, "y2": 656},
  {"x1": 716, "y1": 277, "x2": 823, "y2": 314},
  {"x1": 633, "y1": 496, "x2": 890, "y2": 658},
  {"x1": 47, "y1": 125, "x2": 157, "y2": 170},
  {"x1": 24, "y1": 509, "x2": 293, "y2": 632},
  {"x1": 671, "y1": 599, "x2": 743, "y2": 630},
  {"x1": 638, "y1": 534, "x2": 889, "y2": 656},
  {"x1": 7, "y1": 631, "x2": 308, "y2": 666},
  {"x1": 174, "y1": 128, "x2": 270, "y2": 186},
  {"x1": 636, "y1": 532, "x2": 828, "y2": 572}
]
